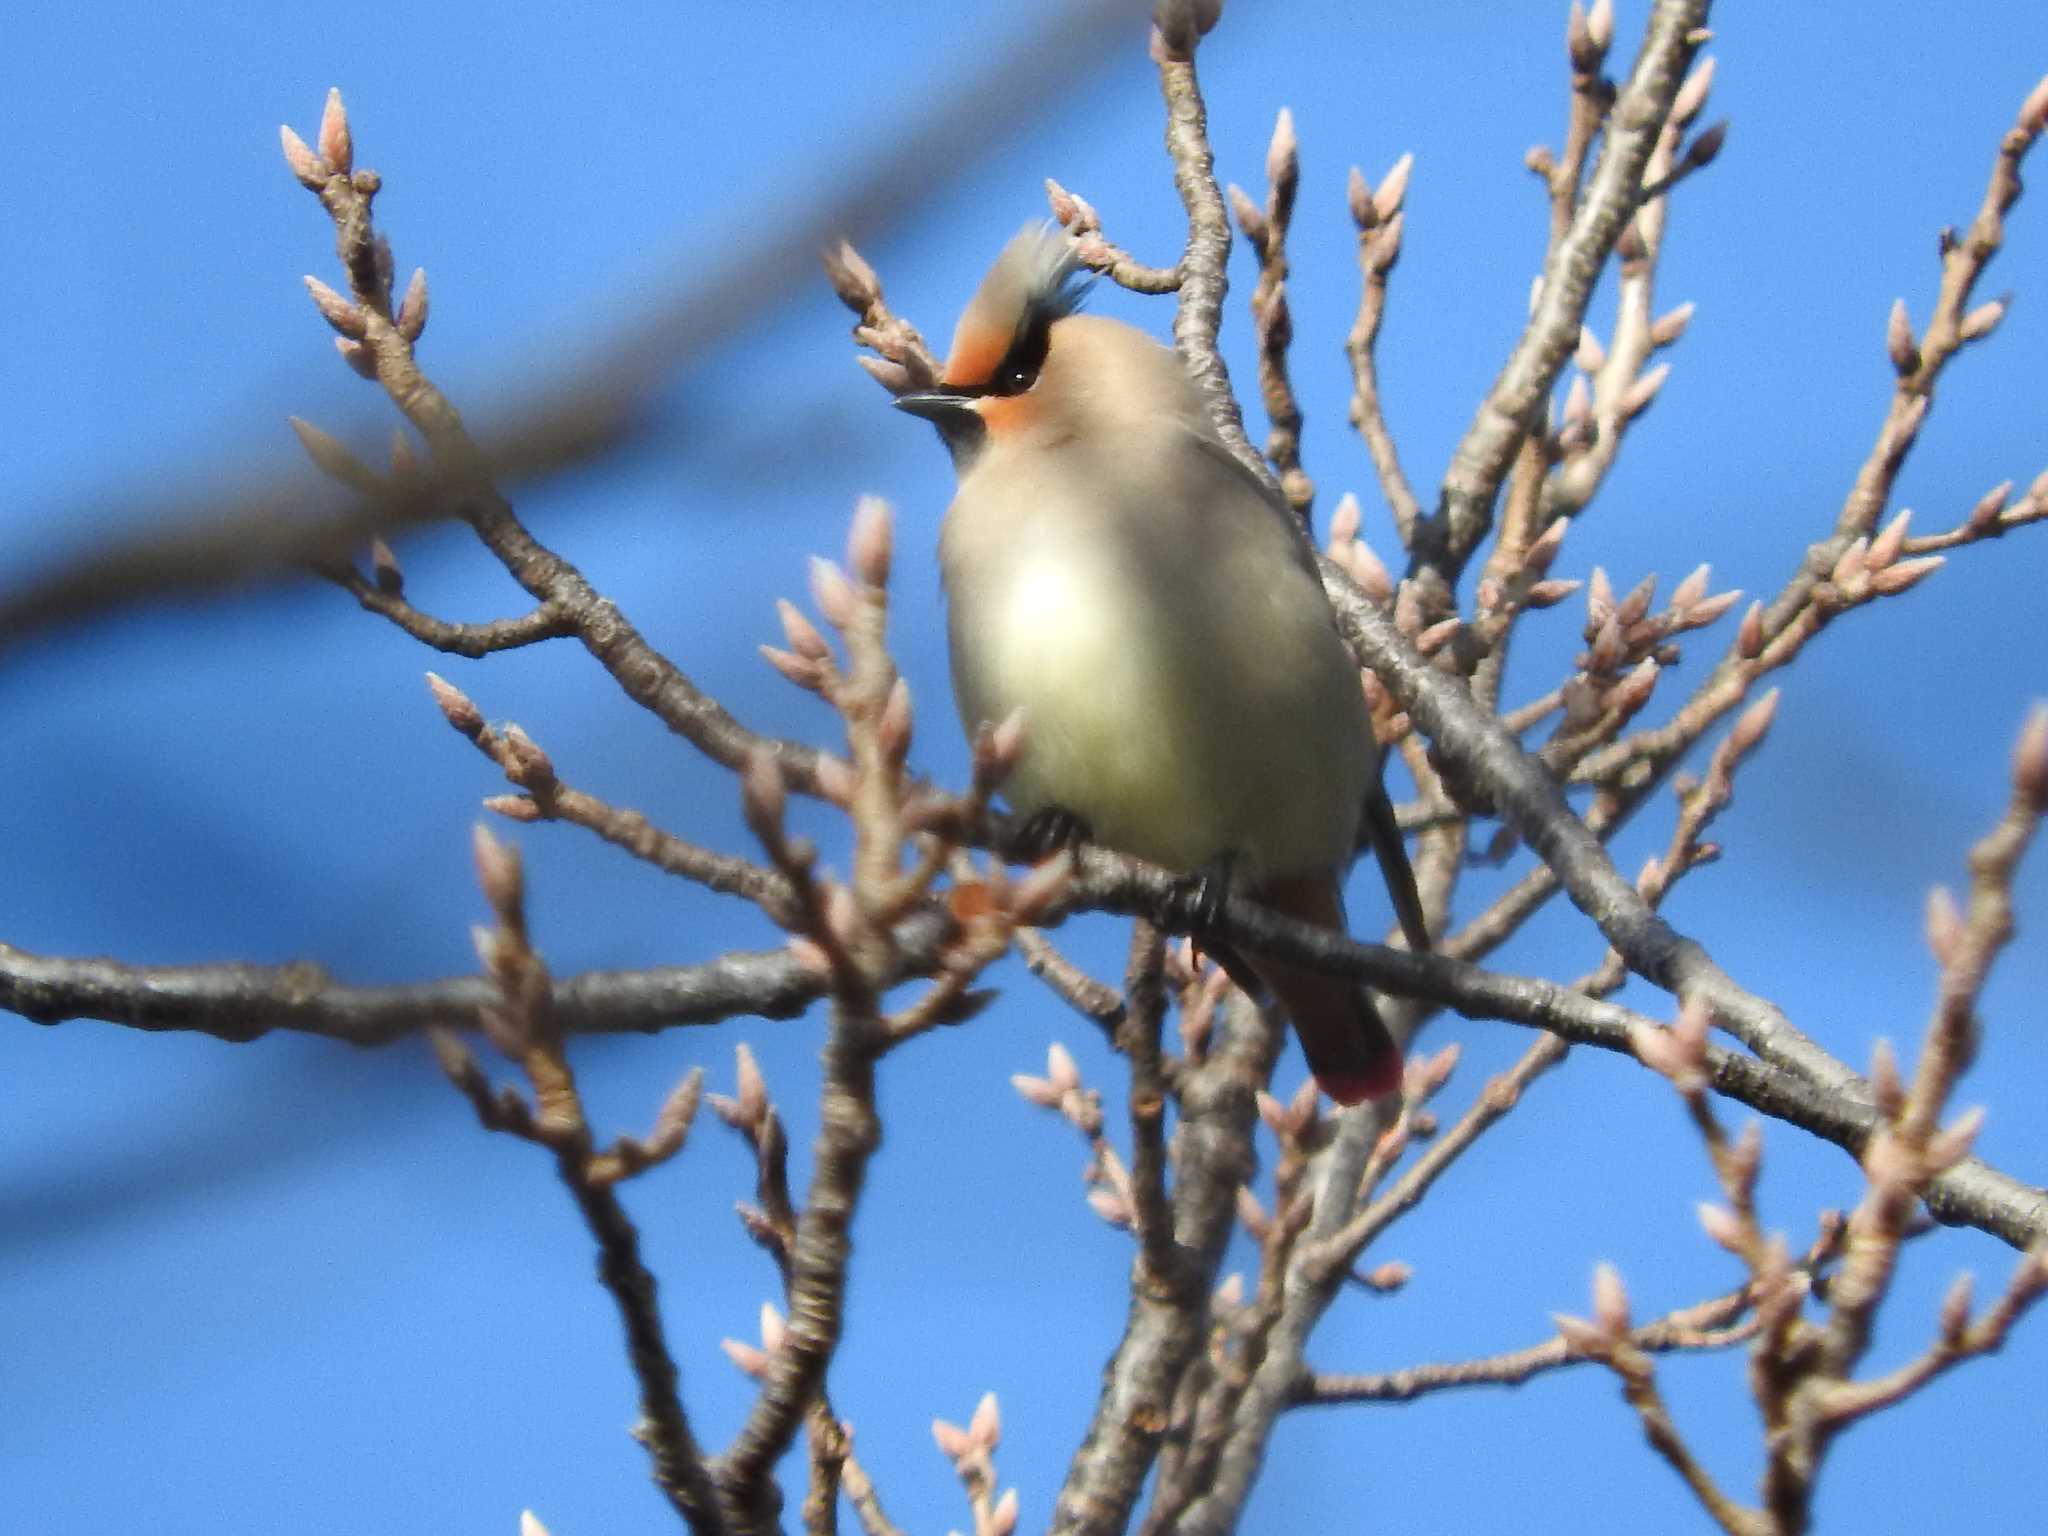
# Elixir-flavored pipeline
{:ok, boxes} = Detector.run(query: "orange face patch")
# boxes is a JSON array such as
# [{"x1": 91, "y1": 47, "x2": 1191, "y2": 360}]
[{"x1": 975, "y1": 392, "x2": 1034, "y2": 435}]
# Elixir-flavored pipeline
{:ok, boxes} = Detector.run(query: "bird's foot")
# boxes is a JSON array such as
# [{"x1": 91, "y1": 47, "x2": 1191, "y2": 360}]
[
  {"x1": 1167, "y1": 856, "x2": 1267, "y2": 1000},
  {"x1": 1165, "y1": 851, "x2": 1238, "y2": 934},
  {"x1": 1011, "y1": 805, "x2": 1093, "y2": 862}
]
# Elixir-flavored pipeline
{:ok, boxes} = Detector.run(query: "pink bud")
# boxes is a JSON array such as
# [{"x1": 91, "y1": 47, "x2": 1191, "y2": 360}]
[
  {"x1": 813, "y1": 753, "x2": 858, "y2": 809},
  {"x1": 988, "y1": 707, "x2": 1029, "y2": 777},
  {"x1": 1585, "y1": 565, "x2": 1614, "y2": 627},
  {"x1": 1012, "y1": 850, "x2": 1073, "y2": 924},
  {"x1": 1523, "y1": 514, "x2": 1568, "y2": 572},
  {"x1": 1417, "y1": 616, "x2": 1462, "y2": 655},
  {"x1": 1925, "y1": 886, "x2": 1965, "y2": 969},
  {"x1": 1959, "y1": 298, "x2": 2006, "y2": 342},
  {"x1": 721, "y1": 1338, "x2": 769, "y2": 1380},
  {"x1": 849, "y1": 495, "x2": 893, "y2": 589},
  {"x1": 1696, "y1": 1202, "x2": 1745, "y2": 1253},
  {"x1": 1869, "y1": 1038, "x2": 1905, "y2": 1119},
  {"x1": 968, "y1": 1390, "x2": 1002, "y2": 1450},
  {"x1": 1046, "y1": 1041, "x2": 1081, "y2": 1094},
  {"x1": 1574, "y1": 326, "x2": 1606, "y2": 376},
  {"x1": 1830, "y1": 536, "x2": 1870, "y2": 589},
  {"x1": 734, "y1": 1042, "x2": 768, "y2": 1127},
  {"x1": 279, "y1": 124, "x2": 326, "y2": 187},
  {"x1": 1265, "y1": 106, "x2": 1298, "y2": 190},
  {"x1": 1525, "y1": 578, "x2": 1582, "y2": 610},
  {"x1": 1327, "y1": 491, "x2": 1361, "y2": 547},
  {"x1": 1650, "y1": 300, "x2": 1697, "y2": 347},
  {"x1": 809, "y1": 556, "x2": 858, "y2": 630},
  {"x1": 1735, "y1": 599, "x2": 1765, "y2": 659},
  {"x1": 2014, "y1": 703, "x2": 2048, "y2": 812},
  {"x1": 1927, "y1": 1106, "x2": 1985, "y2": 1171},
  {"x1": 1616, "y1": 574, "x2": 1657, "y2": 630},
  {"x1": 335, "y1": 336, "x2": 378, "y2": 379},
  {"x1": 1229, "y1": 183, "x2": 1269, "y2": 252},
  {"x1": 1669, "y1": 563, "x2": 1711, "y2": 614},
  {"x1": 1346, "y1": 537, "x2": 1393, "y2": 603},
  {"x1": 879, "y1": 676, "x2": 913, "y2": 764},
  {"x1": 1967, "y1": 480, "x2": 2012, "y2": 531},
  {"x1": 759, "y1": 646, "x2": 822, "y2": 691},
  {"x1": 288, "y1": 416, "x2": 377, "y2": 492},
  {"x1": 757, "y1": 1300, "x2": 787, "y2": 1354},
  {"x1": 397, "y1": 267, "x2": 430, "y2": 343},
  {"x1": 1730, "y1": 688, "x2": 1780, "y2": 755},
  {"x1": 777, "y1": 598, "x2": 833, "y2": 661},
  {"x1": 1938, "y1": 1272, "x2": 1976, "y2": 1341},
  {"x1": 1553, "y1": 1311, "x2": 1609, "y2": 1356},
  {"x1": 1087, "y1": 1188, "x2": 1133, "y2": 1228},
  {"x1": 856, "y1": 355, "x2": 911, "y2": 393},
  {"x1": 303, "y1": 275, "x2": 366, "y2": 338},
  {"x1": 2019, "y1": 72, "x2": 2048, "y2": 135},
  {"x1": 1886, "y1": 298, "x2": 1919, "y2": 374},
  {"x1": 987, "y1": 1488, "x2": 1020, "y2": 1536},
  {"x1": 823, "y1": 880, "x2": 862, "y2": 949},
  {"x1": 1346, "y1": 164, "x2": 1376, "y2": 229},
  {"x1": 1366, "y1": 211, "x2": 1404, "y2": 275},
  {"x1": 482, "y1": 794, "x2": 541, "y2": 823},
  {"x1": 1235, "y1": 1185, "x2": 1269, "y2": 1238},
  {"x1": 1868, "y1": 554, "x2": 1944, "y2": 596},
  {"x1": 1214, "y1": 1272, "x2": 1245, "y2": 1307},
  {"x1": 931, "y1": 1418, "x2": 972, "y2": 1460},
  {"x1": 500, "y1": 725, "x2": 557, "y2": 792},
  {"x1": 1373, "y1": 153, "x2": 1414, "y2": 223},
  {"x1": 471, "y1": 822, "x2": 523, "y2": 918},
  {"x1": 1256, "y1": 1090, "x2": 1290, "y2": 1138},
  {"x1": 425, "y1": 671, "x2": 484, "y2": 737},
  {"x1": 1586, "y1": 0, "x2": 1614, "y2": 53},
  {"x1": 1866, "y1": 508, "x2": 1912, "y2": 571},
  {"x1": 1618, "y1": 363, "x2": 1671, "y2": 421},
  {"x1": 1591, "y1": 1262, "x2": 1631, "y2": 1336},
  {"x1": 1010, "y1": 1073, "x2": 1060, "y2": 1108},
  {"x1": 317, "y1": 88, "x2": 353, "y2": 176},
  {"x1": 1672, "y1": 56, "x2": 1716, "y2": 127},
  {"x1": 786, "y1": 936, "x2": 833, "y2": 978}
]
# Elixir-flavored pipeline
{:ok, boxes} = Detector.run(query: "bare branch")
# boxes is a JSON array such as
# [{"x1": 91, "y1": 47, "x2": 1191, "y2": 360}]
[{"x1": 1415, "y1": 0, "x2": 1712, "y2": 599}]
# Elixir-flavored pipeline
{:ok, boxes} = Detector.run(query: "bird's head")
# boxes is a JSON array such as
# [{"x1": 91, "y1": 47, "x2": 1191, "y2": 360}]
[{"x1": 896, "y1": 227, "x2": 1207, "y2": 467}]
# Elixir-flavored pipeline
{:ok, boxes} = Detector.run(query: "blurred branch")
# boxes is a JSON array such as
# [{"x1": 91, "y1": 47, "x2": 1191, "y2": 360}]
[{"x1": 0, "y1": 0, "x2": 1147, "y2": 654}]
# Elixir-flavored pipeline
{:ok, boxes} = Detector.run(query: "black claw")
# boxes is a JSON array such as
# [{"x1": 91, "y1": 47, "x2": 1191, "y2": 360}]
[
  {"x1": 1012, "y1": 805, "x2": 1093, "y2": 861},
  {"x1": 1166, "y1": 851, "x2": 1239, "y2": 936}
]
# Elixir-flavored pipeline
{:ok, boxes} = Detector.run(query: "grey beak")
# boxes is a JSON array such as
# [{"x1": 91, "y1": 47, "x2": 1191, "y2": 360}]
[{"x1": 892, "y1": 389, "x2": 979, "y2": 424}]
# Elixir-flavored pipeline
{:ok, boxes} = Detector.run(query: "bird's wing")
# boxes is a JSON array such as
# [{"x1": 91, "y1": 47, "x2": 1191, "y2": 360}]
[{"x1": 1182, "y1": 429, "x2": 1432, "y2": 951}]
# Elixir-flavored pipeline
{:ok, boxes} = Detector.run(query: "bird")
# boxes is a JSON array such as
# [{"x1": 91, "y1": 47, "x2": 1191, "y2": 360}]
[{"x1": 894, "y1": 226, "x2": 1428, "y2": 1104}]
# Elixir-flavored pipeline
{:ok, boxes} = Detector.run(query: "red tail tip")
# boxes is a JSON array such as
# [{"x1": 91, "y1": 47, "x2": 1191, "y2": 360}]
[{"x1": 1317, "y1": 1050, "x2": 1405, "y2": 1107}]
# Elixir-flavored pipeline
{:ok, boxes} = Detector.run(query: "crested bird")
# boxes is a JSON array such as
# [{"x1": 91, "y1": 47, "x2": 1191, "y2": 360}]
[{"x1": 895, "y1": 227, "x2": 1428, "y2": 1104}]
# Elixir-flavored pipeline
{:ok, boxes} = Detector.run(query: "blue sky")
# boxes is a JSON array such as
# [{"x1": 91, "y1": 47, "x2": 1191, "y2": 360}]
[{"x1": 4, "y1": 2, "x2": 2045, "y2": 1532}]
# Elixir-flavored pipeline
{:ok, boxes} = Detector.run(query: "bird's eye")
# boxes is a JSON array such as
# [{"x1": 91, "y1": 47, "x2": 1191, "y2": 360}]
[{"x1": 997, "y1": 362, "x2": 1037, "y2": 395}]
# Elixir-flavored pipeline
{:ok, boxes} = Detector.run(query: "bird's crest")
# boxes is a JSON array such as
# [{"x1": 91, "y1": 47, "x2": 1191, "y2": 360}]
[{"x1": 943, "y1": 225, "x2": 1092, "y2": 391}]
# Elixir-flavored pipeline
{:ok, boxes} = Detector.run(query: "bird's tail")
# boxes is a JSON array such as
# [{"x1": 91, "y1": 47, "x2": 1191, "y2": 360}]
[{"x1": 1248, "y1": 872, "x2": 1403, "y2": 1105}]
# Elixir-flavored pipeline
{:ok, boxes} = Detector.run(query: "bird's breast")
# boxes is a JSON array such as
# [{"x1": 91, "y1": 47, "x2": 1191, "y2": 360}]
[{"x1": 940, "y1": 470, "x2": 1370, "y2": 878}]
